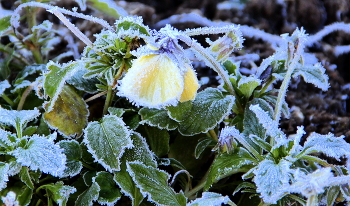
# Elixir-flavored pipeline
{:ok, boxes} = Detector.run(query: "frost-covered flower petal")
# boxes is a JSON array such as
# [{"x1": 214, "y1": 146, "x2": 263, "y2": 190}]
[{"x1": 118, "y1": 53, "x2": 198, "y2": 108}]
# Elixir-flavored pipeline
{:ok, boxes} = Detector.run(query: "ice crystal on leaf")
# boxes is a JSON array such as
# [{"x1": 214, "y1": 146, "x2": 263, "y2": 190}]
[
  {"x1": 0, "y1": 80, "x2": 10, "y2": 95},
  {"x1": 0, "y1": 107, "x2": 40, "y2": 130},
  {"x1": 9, "y1": 134, "x2": 66, "y2": 177}
]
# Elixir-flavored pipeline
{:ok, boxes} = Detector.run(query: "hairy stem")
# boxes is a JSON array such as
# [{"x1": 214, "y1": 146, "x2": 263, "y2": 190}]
[
  {"x1": 208, "y1": 129, "x2": 218, "y2": 142},
  {"x1": 17, "y1": 83, "x2": 36, "y2": 111},
  {"x1": 177, "y1": 34, "x2": 236, "y2": 96}
]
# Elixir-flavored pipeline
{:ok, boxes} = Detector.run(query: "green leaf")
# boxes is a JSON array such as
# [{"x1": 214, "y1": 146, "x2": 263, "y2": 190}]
[
  {"x1": 127, "y1": 162, "x2": 187, "y2": 206},
  {"x1": 115, "y1": 17, "x2": 150, "y2": 36},
  {"x1": 166, "y1": 101, "x2": 192, "y2": 122},
  {"x1": 0, "y1": 107, "x2": 40, "y2": 131},
  {"x1": 326, "y1": 185, "x2": 340, "y2": 206},
  {"x1": 252, "y1": 159, "x2": 292, "y2": 204},
  {"x1": 10, "y1": 134, "x2": 66, "y2": 177},
  {"x1": 44, "y1": 61, "x2": 80, "y2": 112},
  {"x1": 0, "y1": 162, "x2": 9, "y2": 190},
  {"x1": 108, "y1": 107, "x2": 125, "y2": 117},
  {"x1": 243, "y1": 98, "x2": 273, "y2": 140},
  {"x1": 59, "y1": 140, "x2": 83, "y2": 177},
  {"x1": 84, "y1": 115, "x2": 132, "y2": 172},
  {"x1": 19, "y1": 167, "x2": 34, "y2": 189},
  {"x1": 139, "y1": 108, "x2": 178, "y2": 130},
  {"x1": 17, "y1": 186, "x2": 33, "y2": 206},
  {"x1": 0, "y1": 16, "x2": 12, "y2": 36},
  {"x1": 204, "y1": 148, "x2": 255, "y2": 191},
  {"x1": 237, "y1": 76, "x2": 261, "y2": 98},
  {"x1": 142, "y1": 126, "x2": 170, "y2": 157},
  {"x1": 294, "y1": 63, "x2": 329, "y2": 91},
  {"x1": 44, "y1": 85, "x2": 89, "y2": 138},
  {"x1": 195, "y1": 137, "x2": 216, "y2": 159},
  {"x1": 298, "y1": 132, "x2": 350, "y2": 161},
  {"x1": 188, "y1": 192, "x2": 233, "y2": 206},
  {"x1": 75, "y1": 182, "x2": 100, "y2": 206},
  {"x1": 95, "y1": 172, "x2": 121, "y2": 205},
  {"x1": 114, "y1": 133, "x2": 156, "y2": 206},
  {"x1": 38, "y1": 182, "x2": 76, "y2": 206},
  {"x1": 87, "y1": 0, "x2": 127, "y2": 19},
  {"x1": 175, "y1": 88, "x2": 234, "y2": 136},
  {"x1": 66, "y1": 67, "x2": 99, "y2": 94}
]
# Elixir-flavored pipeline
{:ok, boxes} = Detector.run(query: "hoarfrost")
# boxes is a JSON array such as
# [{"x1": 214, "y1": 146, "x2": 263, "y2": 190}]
[{"x1": 9, "y1": 134, "x2": 66, "y2": 177}]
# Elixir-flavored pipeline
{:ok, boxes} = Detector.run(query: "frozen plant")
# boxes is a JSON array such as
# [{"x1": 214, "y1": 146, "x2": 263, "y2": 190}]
[{"x1": 0, "y1": 0, "x2": 350, "y2": 205}]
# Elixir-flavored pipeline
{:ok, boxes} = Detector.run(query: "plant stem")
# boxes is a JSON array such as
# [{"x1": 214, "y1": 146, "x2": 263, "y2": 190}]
[
  {"x1": 1, "y1": 94, "x2": 15, "y2": 107},
  {"x1": 185, "y1": 168, "x2": 210, "y2": 198},
  {"x1": 208, "y1": 129, "x2": 218, "y2": 142},
  {"x1": 177, "y1": 34, "x2": 236, "y2": 96},
  {"x1": 103, "y1": 86, "x2": 114, "y2": 115},
  {"x1": 17, "y1": 83, "x2": 35, "y2": 111},
  {"x1": 82, "y1": 161, "x2": 96, "y2": 170}
]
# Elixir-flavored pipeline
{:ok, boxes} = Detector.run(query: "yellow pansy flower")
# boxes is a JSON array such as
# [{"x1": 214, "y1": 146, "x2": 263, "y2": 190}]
[{"x1": 118, "y1": 53, "x2": 199, "y2": 108}]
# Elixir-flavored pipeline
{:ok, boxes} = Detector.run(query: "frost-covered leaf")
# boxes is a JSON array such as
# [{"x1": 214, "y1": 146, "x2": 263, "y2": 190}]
[
  {"x1": 195, "y1": 136, "x2": 216, "y2": 159},
  {"x1": 139, "y1": 108, "x2": 178, "y2": 130},
  {"x1": 83, "y1": 115, "x2": 132, "y2": 172},
  {"x1": 237, "y1": 76, "x2": 261, "y2": 98},
  {"x1": 108, "y1": 107, "x2": 125, "y2": 117},
  {"x1": 287, "y1": 168, "x2": 334, "y2": 198},
  {"x1": 204, "y1": 148, "x2": 255, "y2": 191},
  {"x1": 142, "y1": 126, "x2": 170, "y2": 157},
  {"x1": 66, "y1": 67, "x2": 99, "y2": 94},
  {"x1": 325, "y1": 186, "x2": 340, "y2": 206},
  {"x1": 243, "y1": 99, "x2": 272, "y2": 140},
  {"x1": 44, "y1": 61, "x2": 80, "y2": 112},
  {"x1": 38, "y1": 182, "x2": 76, "y2": 206},
  {"x1": 44, "y1": 85, "x2": 89, "y2": 138},
  {"x1": 167, "y1": 101, "x2": 192, "y2": 122},
  {"x1": 59, "y1": 140, "x2": 83, "y2": 177},
  {"x1": 75, "y1": 181, "x2": 100, "y2": 206},
  {"x1": 175, "y1": 88, "x2": 234, "y2": 136},
  {"x1": 0, "y1": 16, "x2": 12, "y2": 36},
  {"x1": 127, "y1": 161, "x2": 186, "y2": 206},
  {"x1": 0, "y1": 80, "x2": 10, "y2": 95},
  {"x1": 95, "y1": 172, "x2": 121, "y2": 205},
  {"x1": 0, "y1": 107, "x2": 40, "y2": 131},
  {"x1": 17, "y1": 186, "x2": 33, "y2": 206},
  {"x1": 298, "y1": 132, "x2": 350, "y2": 161},
  {"x1": 0, "y1": 162, "x2": 9, "y2": 190},
  {"x1": 19, "y1": 166, "x2": 34, "y2": 189},
  {"x1": 114, "y1": 133, "x2": 156, "y2": 206},
  {"x1": 252, "y1": 159, "x2": 292, "y2": 204},
  {"x1": 249, "y1": 104, "x2": 285, "y2": 140},
  {"x1": 261, "y1": 94, "x2": 290, "y2": 118},
  {"x1": 0, "y1": 128, "x2": 15, "y2": 150},
  {"x1": 9, "y1": 134, "x2": 66, "y2": 177},
  {"x1": 294, "y1": 63, "x2": 329, "y2": 91},
  {"x1": 87, "y1": 0, "x2": 128, "y2": 18},
  {"x1": 188, "y1": 192, "x2": 232, "y2": 206}
]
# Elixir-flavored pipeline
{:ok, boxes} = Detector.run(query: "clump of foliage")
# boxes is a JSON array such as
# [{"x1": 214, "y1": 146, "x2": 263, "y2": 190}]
[{"x1": 1, "y1": 1, "x2": 350, "y2": 206}]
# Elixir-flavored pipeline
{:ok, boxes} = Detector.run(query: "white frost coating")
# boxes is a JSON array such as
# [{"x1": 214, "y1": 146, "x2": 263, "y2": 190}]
[
  {"x1": 83, "y1": 115, "x2": 133, "y2": 172},
  {"x1": 0, "y1": 107, "x2": 40, "y2": 129},
  {"x1": 0, "y1": 80, "x2": 10, "y2": 95},
  {"x1": 10, "y1": 80, "x2": 31, "y2": 93},
  {"x1": 253, "y1": 159, "x2": 292, "y2": 204},
  {"x1": 9, "y1": 134, "x2": 66, "y2": 177},
  {"x1": 0, "y1": 163, "x2": 9, "y2": 191},
  {"x1": 306, "y1": 22, "x2": 350, "y2": 46},
  {"x1": 287, "y1": 168, "x2": 333, "y2": 198},
  {"x1": 1, "y1": 191, "x2": 19, "y2": 206},
  {"x1": 334, "y1": 45, "x2": 350, "y2": 56},
  {"x1": 187, "y1": 192, "x2": 231, "y2": 206},
  {"x1": 302, "y1": 132, "x2": 350, "y2": 161},
  {"x1": 249, "y1": 104, "x2": 285, "y2": 140},
  {"x1": 11, "y1": 2, "x2": 113, "y2": 31}
]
